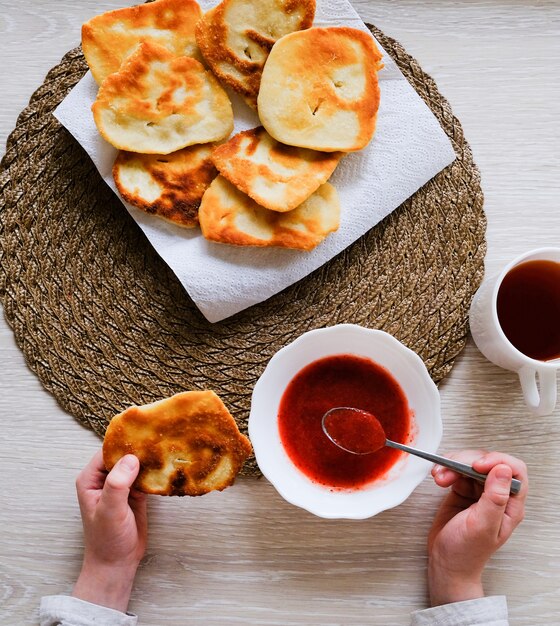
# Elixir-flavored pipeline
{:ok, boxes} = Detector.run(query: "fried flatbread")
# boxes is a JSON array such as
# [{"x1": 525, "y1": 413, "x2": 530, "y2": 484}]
[
  {"x1": 103, "y1": 390, "x2": 252, "y2": 497},
  {"x1": 199, "y1": 176, "x2": 340, "y2": 250},
  {"x1": 211, "y1": 127, "x2": 343, "y2": 212},
  {"x1": 113, "y1": 145, "x2": 218, "y2": 228},
  {"x1": 82, "y1": 0, "x2": 203, "y2": 85},
  {"x1": 258, "y1": 27, "x2": 383, "y2": 151},
  {"x1": 196, "y1": 0, "x2": 315, "y2": 109},
  {"x1": 92, "y1": 41, "x2": 234, "y2": 154}
]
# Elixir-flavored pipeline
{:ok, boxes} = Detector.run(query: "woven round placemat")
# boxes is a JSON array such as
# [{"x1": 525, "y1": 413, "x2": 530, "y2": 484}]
[{"x1": 0, "y1": 25, "x2": 485, "y2": 476}]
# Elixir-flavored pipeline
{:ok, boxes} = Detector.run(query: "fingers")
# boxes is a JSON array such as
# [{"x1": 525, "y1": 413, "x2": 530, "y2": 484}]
[
  {"x1": 432, "y1": 467, "x2": 484, "y2": 504},
  {"x1": 99, "y1": 455, "x2": 141, "y2": 515},
  {"x1": 431, "y1": 465, "x2": 457, "y2": 488},
  {"x1": 76, "y1": 450, "x2": 107, "y2": 496},
  {"x1": 473, "y1": 451, "x2": 528, "y2": 486},
  {"x1": 481, "y1": 464, "x2": 512, "y2": 507},
  {"x1": 432, "y1": 467, "x2": 482, "y2": 498},
  {"x1": 431, "y1": 450, "x2": 528, "y2": 538},
  {"x1": 473, "y1": 451, "x2": 528, "y2": 536},
  {"x1": 472, "y1": 464, "x2": 512, "y2": 540},
  {"x1": 431, "y1": 449, "x2": 488, "y2": 485},
  {"x1": 432, "y1": 450, "x2": 528, "y2": 500},
  {"x1": 450, "y1": 476, "x2": 483, "y2": 501}
]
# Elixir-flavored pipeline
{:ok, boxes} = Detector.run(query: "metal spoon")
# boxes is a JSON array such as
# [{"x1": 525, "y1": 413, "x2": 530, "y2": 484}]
[{"x1": 322, "y1": 407, "x2": 521, "y2": 495}]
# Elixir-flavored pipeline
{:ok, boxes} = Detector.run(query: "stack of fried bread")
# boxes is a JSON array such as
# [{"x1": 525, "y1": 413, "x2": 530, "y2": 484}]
[{"x1": 83, "y1": 0, "x2": 383, "y2": 251}]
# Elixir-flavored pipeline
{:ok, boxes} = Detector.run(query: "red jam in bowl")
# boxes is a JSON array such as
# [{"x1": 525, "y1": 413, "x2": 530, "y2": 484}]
[{"x1": 278, "y1": 354, "x2": 412, "y2": 489}]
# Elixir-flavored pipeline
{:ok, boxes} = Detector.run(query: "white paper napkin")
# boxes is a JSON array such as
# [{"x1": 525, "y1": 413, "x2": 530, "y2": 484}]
[{"x1": 54, "y1": 0, "x2": 456, "y2": 323}]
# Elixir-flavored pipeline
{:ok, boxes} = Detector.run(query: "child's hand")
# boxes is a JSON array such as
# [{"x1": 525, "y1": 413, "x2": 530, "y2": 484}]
[
  {"x1": 72, "y1": 450, "x2": 148, "y2": 613},
  {"x1": 427, "y1": 450, "x2": 528, "y2": 607}
]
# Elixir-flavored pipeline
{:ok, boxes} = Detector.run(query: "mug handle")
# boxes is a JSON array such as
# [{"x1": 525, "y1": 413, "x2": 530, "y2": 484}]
[{"x1": 518, "y1": 366, "x2": 558, "y2": 416}]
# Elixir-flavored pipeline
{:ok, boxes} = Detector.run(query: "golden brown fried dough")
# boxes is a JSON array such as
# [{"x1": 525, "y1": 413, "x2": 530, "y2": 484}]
[
  {"x1": 258, "y1": 27, "x2": 383, "y2": 151},
  {"x1": 82, "y1": 0, "x2": 202, "y2": 85},
  {"x1": 92, "y1": 42, "x2": 233, "y2": 154},
  {"x1": 196, "y1": 0, "x2": 315, "y2": 109},
  {"x1": 113, "y1": 145, "x2": 218, "y2": 228},
  {"x1": 211, "y1": 127, "x2": 343, "y2": 212},
  {"x1": 103, "y1": 390, "x2": 252, "y2": 497},
  {"x1": 199, "y1": 176, "x2": 340, "y2": 250}
]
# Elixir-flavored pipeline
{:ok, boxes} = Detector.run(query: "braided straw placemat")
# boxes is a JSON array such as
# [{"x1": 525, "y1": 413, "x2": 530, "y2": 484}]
[{"x1": 0, "y1": 25, "x2": 485, "y2": 476}]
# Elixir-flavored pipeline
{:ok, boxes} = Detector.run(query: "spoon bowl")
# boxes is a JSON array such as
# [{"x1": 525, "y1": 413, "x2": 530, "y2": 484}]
[
  {"x1": 322, "y1": 407, "x2": 522, "y2": 495},
  {"x1": 322, "y1": 407, "x2": 387, "y2": 454}
]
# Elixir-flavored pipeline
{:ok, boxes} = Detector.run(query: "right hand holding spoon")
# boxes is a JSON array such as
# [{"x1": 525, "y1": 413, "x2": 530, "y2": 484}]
[{"x1": 428, "y1": 450, "x2": 528, "y2": 607}]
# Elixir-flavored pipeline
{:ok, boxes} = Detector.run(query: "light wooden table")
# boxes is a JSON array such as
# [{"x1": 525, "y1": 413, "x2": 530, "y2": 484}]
[{"x1": 1, "y1": 2, "x2": 559, "y2": 624}]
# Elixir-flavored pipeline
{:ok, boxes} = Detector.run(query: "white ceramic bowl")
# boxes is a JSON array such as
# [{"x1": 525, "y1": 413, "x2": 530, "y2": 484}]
[{"x1": 249, "y1": 324, "x2": 442, "y2": 519}]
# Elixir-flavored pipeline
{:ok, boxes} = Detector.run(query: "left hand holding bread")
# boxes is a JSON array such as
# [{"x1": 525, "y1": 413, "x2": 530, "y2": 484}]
[{"x1": 72, "y1": 450, "x2": 148, "y2": 613}]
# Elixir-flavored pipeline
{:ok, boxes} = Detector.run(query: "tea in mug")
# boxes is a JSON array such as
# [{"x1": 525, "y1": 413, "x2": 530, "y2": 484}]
[{"x1": 496, "y1": 259, "x2": 560, "y2": 361}]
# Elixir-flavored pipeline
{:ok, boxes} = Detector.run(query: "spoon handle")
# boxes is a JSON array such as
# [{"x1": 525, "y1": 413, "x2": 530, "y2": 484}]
[{"x1": 385, "y1": 440, "x2": 522, "y2": 495}]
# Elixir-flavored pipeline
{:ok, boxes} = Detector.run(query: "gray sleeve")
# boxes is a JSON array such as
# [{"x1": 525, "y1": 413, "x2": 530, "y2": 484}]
[
  {"x1": 40, "y1": 596, "x2": 138, "y2": 626},
  {"x1": 410, "y1": 596, "x2": 509, "y2": 626}
]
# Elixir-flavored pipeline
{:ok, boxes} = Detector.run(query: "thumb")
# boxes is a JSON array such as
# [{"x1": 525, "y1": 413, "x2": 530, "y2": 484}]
[
  {"x1": 472, "y1": 464, "x2": 512, "y2": 538},
  {"x1": 100, "y1": 455, "x2": 140, "y2": 512}
]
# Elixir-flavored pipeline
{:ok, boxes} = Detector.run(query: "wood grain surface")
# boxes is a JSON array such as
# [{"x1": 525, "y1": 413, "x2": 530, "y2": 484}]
[{"x1": 1, "y1": 2, "x2": 559, "y2": 624}]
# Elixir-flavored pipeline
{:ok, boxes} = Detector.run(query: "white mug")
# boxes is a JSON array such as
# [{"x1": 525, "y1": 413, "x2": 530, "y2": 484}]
[{"x1": 469, "y1": 247, "x2": 560, "y2": 416}]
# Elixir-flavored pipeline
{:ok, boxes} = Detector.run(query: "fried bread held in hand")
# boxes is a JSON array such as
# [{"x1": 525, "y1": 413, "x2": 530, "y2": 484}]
[
  {"x1": 103, "y1": 391, "x2": 252, "y2": 496},
  {"x1": 258, "y1": 27, "x2": 383, "y2": 151},
  {"x1": 82, "y1": 0, "x2": 202, "y2": 85},
  {"x1": 196, "y1": 0, "x2": 315, "y2": 109},
  {"x1": 211, "y1": 127, "x2": 343, "y2": 212},
  {"x1": 199, "y1": 176, "x2": 340, "y2": 250},
  {"x1": 113, "y1": 144, "x2": 219, "y2": 228},
  {"x1": 92, "y1": 41, "x2": 233, "y2": 154}
]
